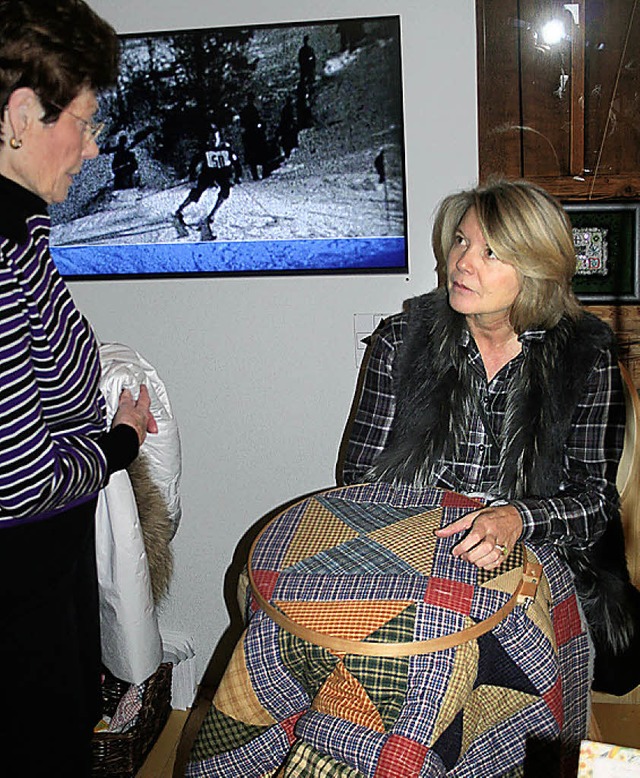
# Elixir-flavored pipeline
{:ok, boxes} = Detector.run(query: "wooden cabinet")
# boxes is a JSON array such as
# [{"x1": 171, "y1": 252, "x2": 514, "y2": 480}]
[{"x1": 477, "y1": 0, "x2": 640, "y2": 200}]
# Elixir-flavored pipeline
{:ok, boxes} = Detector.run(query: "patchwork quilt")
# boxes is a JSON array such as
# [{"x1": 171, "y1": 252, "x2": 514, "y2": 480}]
[{"x1": 186, "y1": 483, "x2": 590, "y2": 777}]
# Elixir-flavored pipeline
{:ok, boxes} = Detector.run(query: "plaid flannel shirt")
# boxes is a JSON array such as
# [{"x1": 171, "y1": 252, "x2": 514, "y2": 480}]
[{"x1": 340, "y1": 312, "x2": 625, "y2": 551}]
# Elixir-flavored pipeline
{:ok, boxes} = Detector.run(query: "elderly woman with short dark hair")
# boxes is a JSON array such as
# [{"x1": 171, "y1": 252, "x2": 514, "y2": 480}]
[{"x1": 0, "y1": 2, "x2": 156, "y2": 773}]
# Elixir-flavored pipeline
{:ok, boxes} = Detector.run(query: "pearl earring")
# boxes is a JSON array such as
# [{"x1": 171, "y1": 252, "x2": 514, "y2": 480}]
[{"x1": 9, "y1": 137, "x2": 22, "y2": 150}]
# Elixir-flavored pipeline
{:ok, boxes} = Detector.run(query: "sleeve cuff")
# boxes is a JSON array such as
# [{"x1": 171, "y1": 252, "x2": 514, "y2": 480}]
[
  {"x1": 98, "y1": 424, "x2": 140, "y2": 474},
  {"x1": 510, "y1": 498, "x2": 551, "y2": 543}
]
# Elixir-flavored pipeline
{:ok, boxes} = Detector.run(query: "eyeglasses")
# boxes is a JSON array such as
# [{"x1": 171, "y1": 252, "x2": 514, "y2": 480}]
[{"x1": 46, "y1": 101, "x2": 105, "y2": 143}]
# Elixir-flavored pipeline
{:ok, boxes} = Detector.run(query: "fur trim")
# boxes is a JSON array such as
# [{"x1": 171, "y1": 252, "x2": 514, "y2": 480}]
[{"x1": 127, "y1": 452, "x2": 174, "y2": 604}]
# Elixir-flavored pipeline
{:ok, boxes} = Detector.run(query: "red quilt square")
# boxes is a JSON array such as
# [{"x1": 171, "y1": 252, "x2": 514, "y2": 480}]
[
  {"x1": 248, "y1": 569, "x2": 279, "y2": 613},
  {"x1": 442, "y1": 492, "x2": 483, "y2": 509},
  {"x1": 552, "y1": 594, "x2": 583, "y2": 647},
  {"x1": 374, "y1": 734, "x2": 428, "y2": 778},
  {"x1": 280, "y1": 712, "x2": 304, "y2": 745},
  {"x1": 543, "y1": 676, "x2": 564, "y2": 729},
  {"x1": 424, "y1": 577, "x2": 474, "y2": 615}
]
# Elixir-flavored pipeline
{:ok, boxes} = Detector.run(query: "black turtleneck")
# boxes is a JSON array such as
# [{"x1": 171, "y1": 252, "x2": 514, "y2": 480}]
[{"x1": 0, "y1": 173, "x2": 48, "y2": 245}]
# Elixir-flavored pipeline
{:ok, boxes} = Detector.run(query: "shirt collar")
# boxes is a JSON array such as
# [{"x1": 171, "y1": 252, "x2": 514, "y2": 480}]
[
  {"x1": 519, "y1": 329, "x2": 546, "y2": 342},
  {"x1": 459, "y1": 325, "x2": 547, "y2": 348}
]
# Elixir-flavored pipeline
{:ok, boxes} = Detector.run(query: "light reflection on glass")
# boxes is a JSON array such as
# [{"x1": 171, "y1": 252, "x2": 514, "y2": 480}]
[{"x1": 541, "y1": 19, "x2": 566, "y2": 46}]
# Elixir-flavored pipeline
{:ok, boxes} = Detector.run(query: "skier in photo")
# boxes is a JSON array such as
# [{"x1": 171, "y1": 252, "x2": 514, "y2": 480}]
[{"x1": 174, "y1": 124, "x2": 241, "y2": 240}]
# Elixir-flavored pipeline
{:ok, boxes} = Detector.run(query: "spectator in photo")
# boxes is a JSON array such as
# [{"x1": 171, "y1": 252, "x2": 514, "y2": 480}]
[
  {"x1": 112, "y1": 133, "x2": 138, "y2": 190},
  {"x1": 298, "y1": 34, "x2": 316, "y2": 92}
]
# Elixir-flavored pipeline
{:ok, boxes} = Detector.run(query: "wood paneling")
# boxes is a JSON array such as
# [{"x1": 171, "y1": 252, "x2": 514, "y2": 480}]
[
  {"x1": 586, "y1": 304, "x2": 640, "y2": 385},
  {"x1": 477, "y1": 0, "x2": 640, "y2": 200}
]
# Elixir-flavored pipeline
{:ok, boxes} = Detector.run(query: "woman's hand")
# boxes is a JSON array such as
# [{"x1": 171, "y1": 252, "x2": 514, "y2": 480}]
[
  {"x1": 112, "y1": 385, "x2": 158, "y2": 446},
  {"x1": 435, "y1": 504, "x2": 524, "y2": 570}
]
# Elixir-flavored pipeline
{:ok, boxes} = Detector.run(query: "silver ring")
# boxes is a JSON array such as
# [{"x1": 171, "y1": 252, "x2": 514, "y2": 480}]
[{"x1": 495, "y1": 543, "x2": 508, "y2": 557}]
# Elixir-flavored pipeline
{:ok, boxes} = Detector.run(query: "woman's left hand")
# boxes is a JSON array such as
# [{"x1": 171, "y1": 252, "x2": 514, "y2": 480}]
[
  {"x1": 435, "y1": 504, "x2": 523, "y2": 570},
  {"x1": 112, "y1": 384, "x2": 158, "y2": 446}
]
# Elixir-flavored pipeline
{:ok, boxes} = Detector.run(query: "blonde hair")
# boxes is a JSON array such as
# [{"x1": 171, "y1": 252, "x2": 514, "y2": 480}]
[{"x1": 432, "y1": 178, "x2": 582, "y2": 332}]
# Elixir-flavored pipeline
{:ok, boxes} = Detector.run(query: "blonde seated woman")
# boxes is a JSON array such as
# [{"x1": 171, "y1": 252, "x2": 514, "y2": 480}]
[{"x1": 340, "y1": 179, "x2": 640, "y2": 742}]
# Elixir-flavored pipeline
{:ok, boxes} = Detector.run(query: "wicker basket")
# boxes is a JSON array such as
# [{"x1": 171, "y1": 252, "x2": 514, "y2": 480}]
[{"x1": 92, "y1": 662, "x2": 173, "y2": 777}]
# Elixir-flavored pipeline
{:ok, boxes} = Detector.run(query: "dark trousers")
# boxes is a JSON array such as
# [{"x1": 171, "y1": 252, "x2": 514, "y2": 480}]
[{"x1": 0, "y1": 501, "x2": 101, "y2": 777}]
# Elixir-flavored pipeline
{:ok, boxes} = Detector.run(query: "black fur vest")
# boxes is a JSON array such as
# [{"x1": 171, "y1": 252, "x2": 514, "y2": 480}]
[{"x1": 370, "y1": 288, "x2": 638, "y2": 684}]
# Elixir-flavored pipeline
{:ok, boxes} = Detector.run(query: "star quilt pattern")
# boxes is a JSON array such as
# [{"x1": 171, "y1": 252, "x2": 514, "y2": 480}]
[{"x1": 186, "y1": 483, "x2": 590, "y2": 777}]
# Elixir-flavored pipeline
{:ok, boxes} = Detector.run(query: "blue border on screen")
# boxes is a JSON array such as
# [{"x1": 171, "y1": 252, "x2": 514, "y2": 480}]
[{"x1": 52, "y1": 236, "x2": 407, "y2": 279}]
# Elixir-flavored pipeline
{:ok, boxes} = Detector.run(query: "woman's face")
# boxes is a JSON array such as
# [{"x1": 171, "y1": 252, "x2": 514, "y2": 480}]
[
  {"x1": 446, "y1": 206, "x2": 521, "y2": 324},
  {"x1": 3, "y1": 88, "x2": 99, "y2": 204}
]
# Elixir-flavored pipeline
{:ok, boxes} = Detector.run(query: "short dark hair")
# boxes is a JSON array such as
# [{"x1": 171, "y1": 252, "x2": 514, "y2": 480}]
[
  {"x1": 0, "y1": 0, "x2": 119, "y2": 122},
  {"x1": 432, "y1": 178, "x2": 582, "y2": 332}
]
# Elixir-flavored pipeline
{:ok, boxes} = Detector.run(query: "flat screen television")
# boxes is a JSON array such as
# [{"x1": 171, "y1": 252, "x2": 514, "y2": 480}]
[{"x1": 50, "y1": 15, "x2": 408, "y2": 279}]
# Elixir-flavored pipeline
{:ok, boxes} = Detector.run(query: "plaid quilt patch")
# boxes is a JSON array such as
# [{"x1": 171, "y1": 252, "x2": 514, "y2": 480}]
[
  {"x1": 213, "y1": 632, "x2": 277, "y2": 726},
  {"x1": 283, "y1": 740, "x2": 366, "y2": 777},
  {"x1": 282, "y1": 501, "x2": 359, "y2": 569},
  {"x1": 343, "y1": 652, "x2": 410, "y2": 732},
  {"x1": 278, "y1": 628, "x2": 340, "y2": 700},
  {"x1": 311, "y1": 660, "x2": 387, "y2": 732},
  {"x1": 375, "y1": 733, "x2": 428, "y2": 777},
  {"x1": 190, "y1": 706, "x2": 270, "y2": 761},
  {"x1": 186, "y1": 483, "x2": 590, "y2": 777},
  {"x1": 275, "y1": 599, "x2": 414, "y2": 641}
]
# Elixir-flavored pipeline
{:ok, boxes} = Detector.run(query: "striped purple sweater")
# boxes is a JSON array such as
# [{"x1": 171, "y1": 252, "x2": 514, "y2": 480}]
[{"x1": 0, "y1": 175, "x2": 132, "y2": 526}]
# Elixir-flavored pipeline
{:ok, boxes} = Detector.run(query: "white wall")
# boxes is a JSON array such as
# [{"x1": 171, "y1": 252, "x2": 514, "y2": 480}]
[{"x1": 77, "y1": 0, "x2": 479, "y2": 685}]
